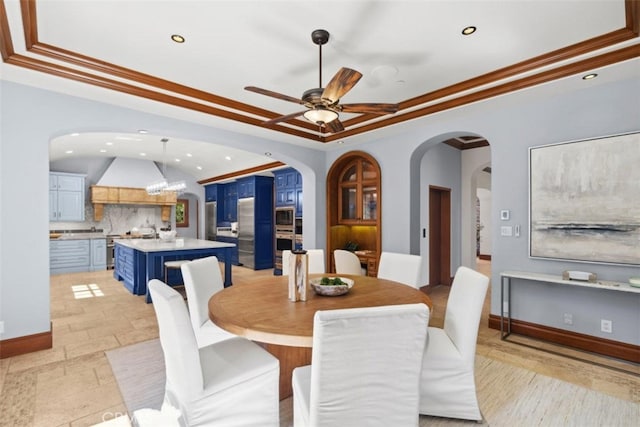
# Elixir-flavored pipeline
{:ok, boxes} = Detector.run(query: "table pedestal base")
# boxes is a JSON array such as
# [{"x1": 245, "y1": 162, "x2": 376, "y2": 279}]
[{"x1": 263, "y1": 343, "x2": 312, "y2": 400}]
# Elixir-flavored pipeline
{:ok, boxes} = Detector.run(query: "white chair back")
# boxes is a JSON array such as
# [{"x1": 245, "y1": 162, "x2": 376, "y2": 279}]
[
  {"x1": 307, "y1": 304, "x2": 429, "y2": 426},
  {"x1": 180, "y1": 256, "x2": 223, "y2": 330},
  {"x1": 148, "y1": 279, "x2": 203, "y2": 399},
  {"x1": 149, "y1": 279, "x2": 280, "y2": 426},
  {"x1": 418, "y1": 266, "x2": 489, "y2": 421},
  {"x1": 282, "y1": 249, "x2": 292, "y2": 276},
  {"x1": 376, "y1": 251, "x2": 422, "y2": 288},
  {"x1": 307, "y1": 249, "x2": 325, "y2": 274},
  {"x1": 443, "y1": 266, "x2": 489, "y2": 363},
  {"x1": 333, "y1": 249, "x2": 364, "y2": 276},
  {"x1": 283, "y1": 249, "x2": 325, "y2": 275}
]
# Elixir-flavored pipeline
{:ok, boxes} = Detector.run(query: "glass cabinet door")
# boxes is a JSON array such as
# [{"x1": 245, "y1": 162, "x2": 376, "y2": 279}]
[
  {"x1": 341, "y1": 186, "x2": 357, "y2": 221},
  {"x1": 362, "y1": 186, "x2": 377, "y2": 220}
]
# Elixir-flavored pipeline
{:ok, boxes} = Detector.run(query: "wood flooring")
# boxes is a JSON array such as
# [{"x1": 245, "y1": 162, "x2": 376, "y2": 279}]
[{"x1": 0, "y1": 260, "x2": 637, "y2": 426}]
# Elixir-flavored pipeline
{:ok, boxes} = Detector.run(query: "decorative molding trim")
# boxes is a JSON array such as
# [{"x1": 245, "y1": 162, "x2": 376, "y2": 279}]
[
  {"x1": 488, "y1": 314, "x2": 640, "y2": 363},
  {"x1": 0, "y1": 324, "x2": 52, "y2": 359},
  {"x1": 0, "y1": 0, "x2": 637, "y2": 142},
  {"x1": 198, "y1": 161, "x2": 285, "y2": 185}
]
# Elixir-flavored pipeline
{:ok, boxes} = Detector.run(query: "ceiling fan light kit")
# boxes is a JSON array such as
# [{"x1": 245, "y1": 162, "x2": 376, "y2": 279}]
[
  {"x1": 303, "y1": 106, "x2": 338, "y2": 124},
  {"x1": 245, "y1": 29, "x2": 399, "y2": 136}
]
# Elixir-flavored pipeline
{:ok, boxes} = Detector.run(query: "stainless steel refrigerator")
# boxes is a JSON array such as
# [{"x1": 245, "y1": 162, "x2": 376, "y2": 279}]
[
  {"x1": 237, "y1": 198, "x2": 255, "y2": 268},
  {"x1": 205, "y1": 202, "x2": 217, "y2": 241}
]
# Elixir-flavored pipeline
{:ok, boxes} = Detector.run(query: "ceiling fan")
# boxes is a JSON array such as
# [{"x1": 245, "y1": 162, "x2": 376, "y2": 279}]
[{"x1": 245, "y1": 29, "x2": 399, "y2": 133}]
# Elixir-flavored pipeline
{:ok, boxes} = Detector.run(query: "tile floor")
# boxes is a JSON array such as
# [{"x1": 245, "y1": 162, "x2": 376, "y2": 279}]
[{"x1": 0, "y1": 260, "x2": 637, "y2": 426}]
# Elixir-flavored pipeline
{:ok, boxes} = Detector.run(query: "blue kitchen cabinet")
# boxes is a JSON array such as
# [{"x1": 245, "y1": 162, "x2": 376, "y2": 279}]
[
  {"x1": 90, "y1": 238, "x2": 107, "y2": 271},
  {"x1": 251, "y1": 176, "x2": 274, "y2": 269},
  {"x1": 205, "y1": 184, "x2": 218, "y2": 202},
  {"x1": 49, "y1": 172, "x2": 85, "y2": 222},
  {"x1": 215, "y1": 236, "x2": 239, "y2": 265},
  {"x1": 221, "y1": 183, "x2": 238, "y2": 221},
  {"x1": 237, "y1": 177, "x2": 255, "y2": 199},
  {"x1": 296, "y1": 187, "x2": 303, "y2": 217},
  {"x1": 50, "y1": 239, "x2": 90, "y2": 274},
  {"x1": 273, "y1": 168, "x2": 302, "y2": 209},
  {"x1": 113, "y1": 243, "x2": 146, "y2": 294}
]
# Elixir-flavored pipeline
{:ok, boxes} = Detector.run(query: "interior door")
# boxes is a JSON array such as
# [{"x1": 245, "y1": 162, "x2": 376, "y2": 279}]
[{"x1": 429, "y1": 186, "x2": 451, "y2": 286}]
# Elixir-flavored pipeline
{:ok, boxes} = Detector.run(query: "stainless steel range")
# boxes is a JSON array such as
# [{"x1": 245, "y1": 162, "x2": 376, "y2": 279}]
[{"x1": 106, "y1": 235, "x2": 118, "y2": 269}]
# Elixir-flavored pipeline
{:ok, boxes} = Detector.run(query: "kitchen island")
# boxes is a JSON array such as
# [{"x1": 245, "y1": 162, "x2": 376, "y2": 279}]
[{"x1": 114, "y1": 238, "x2": 235, "y2": 302}]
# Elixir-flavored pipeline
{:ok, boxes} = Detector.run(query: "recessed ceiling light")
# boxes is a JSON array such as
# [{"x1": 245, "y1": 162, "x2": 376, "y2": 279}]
[
  {"x1": 337, "y1": 140, "x2": 344, "y2": 144},
  {"x1": 186, "y1": 153, "x2": 193, "y2": 157},
  {"x1": 70, "y1": 132, "x2": 80, "y2": 137},
  {"x1": 140, "y1": 152, "x2": 147, "y2": 156},
  {"x1": 138, "y1": 129, "x2": 148, "y2": 134},
  {"x1": 171, "y1": 34, "x2": 185, "y2": 43},
  {"x1": 196, "y1": 166, "x2": 203, "y2": 170},
  {"x1": 65, "y1": 150, "x2": 73, "y2": 154},
  {"x1": 99, "y1": 149, "x2": 107, "y2": 153},
  {"x1": 582, "y1": 73, "x2": 598, "y2": 80},
  {"x1": 462, "y1": 26, "x2": 477, "y2": 35},
  {"x1": 225, "y1": 156, "x2": 232, "y2": 161},
  {"x1": 175, "y1": 158, "x2": 181, "y2": 162}
]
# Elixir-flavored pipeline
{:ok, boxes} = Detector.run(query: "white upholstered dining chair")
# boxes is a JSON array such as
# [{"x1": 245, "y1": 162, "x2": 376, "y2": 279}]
[
  {"x1": 376, "y1": 251, "x2": 422, "y2": 288},
  {"x1": 282, "y1": 249, "x2": 325, "y2": 275},
  {"x1": 333, "y1": 249, "x2": 365, "y2": 276},
  {"x1": 419, "y1": 266, "x2": 489, "y2": 421},
  {"x1": 148, "y1": 279, "x2": 280, "y2": 427},
  {"x1": 292, "y1": 303, "x2": 430, "y2": 427},
  {"x1": 180, "y1": 256, "x2": 236, "y2": 348}
]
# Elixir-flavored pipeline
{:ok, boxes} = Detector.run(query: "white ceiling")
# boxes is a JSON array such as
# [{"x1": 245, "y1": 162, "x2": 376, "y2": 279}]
[{"x1": 1, "y1": 0, "x2": 638, "y2": 181}]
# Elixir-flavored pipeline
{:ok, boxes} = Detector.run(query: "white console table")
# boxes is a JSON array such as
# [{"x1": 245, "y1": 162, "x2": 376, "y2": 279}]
[{"x1": 500, "y1": 271, "x2": 640, "y2": 339}]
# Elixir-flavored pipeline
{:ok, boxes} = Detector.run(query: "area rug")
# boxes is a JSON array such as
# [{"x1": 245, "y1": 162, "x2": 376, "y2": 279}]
[
  {"x1": 107, "y1": 339, "x2": 639, "y2": 427},
  {"x1": 106, "y1": 339, "x2": 166, "y2": 415}
]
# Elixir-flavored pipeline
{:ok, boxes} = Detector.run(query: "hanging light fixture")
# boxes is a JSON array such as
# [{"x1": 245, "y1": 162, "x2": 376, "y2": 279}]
[
  {"x1": 303, "y1": 105, "x2": 338, "y2": 125},
  {"x1": 146, "y1": 138, "x2": 186, "y2": 195}
]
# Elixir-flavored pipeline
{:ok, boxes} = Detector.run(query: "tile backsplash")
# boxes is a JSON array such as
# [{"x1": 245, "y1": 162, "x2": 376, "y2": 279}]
[{"x1": 50, "y1": 203, "x2": 170, "y2": 235}]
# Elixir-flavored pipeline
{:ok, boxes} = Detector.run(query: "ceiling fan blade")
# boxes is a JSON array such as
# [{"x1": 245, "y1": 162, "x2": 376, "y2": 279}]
[
  {"x1": 325, "y1": 119, "x2": 345, "y2": 133},
  {"x1": 339, "y1": 103, "x2": 399, "y2": 114},
  {"x1": 263, "y1": 110, "x2": 308, "y2": 125},
  {"x1": 322, "y1": 68, "x2": 363, "y2": 104},
  {"x1": 245, "y1": 86, "x2": 304, "y2": 104}
]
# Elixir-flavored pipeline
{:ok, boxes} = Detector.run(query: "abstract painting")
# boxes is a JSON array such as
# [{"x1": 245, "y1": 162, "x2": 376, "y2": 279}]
[{"x1": 529, "y1": 132, "x2": 640, "y2": 265}]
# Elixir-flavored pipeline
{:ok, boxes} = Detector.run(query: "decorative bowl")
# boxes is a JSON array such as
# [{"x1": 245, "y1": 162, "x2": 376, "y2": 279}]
[
  {"x1": 159, "y1": 230, "x2": 177, "y2": 241},
  {"x1": 310, "y1": 277, "x2": 354, "y2": 296}
]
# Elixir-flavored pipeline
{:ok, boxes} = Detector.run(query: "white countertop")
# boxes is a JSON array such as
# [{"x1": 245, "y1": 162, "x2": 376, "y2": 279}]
[
  {"x1": 52, "y1": 232, "x2": 106, "y2": 240},
  {"x1": 115, "y1": 238, "x2": 235, "y2": 253}
]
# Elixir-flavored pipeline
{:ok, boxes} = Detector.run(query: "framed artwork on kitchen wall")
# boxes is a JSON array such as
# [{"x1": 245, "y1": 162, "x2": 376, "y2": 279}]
[
  {"x1": 529, "y1": 132, "x2": 640, "y2": 266},
  {"x1": 176, "y1": 199, "x2": 189, "y2": 228}
]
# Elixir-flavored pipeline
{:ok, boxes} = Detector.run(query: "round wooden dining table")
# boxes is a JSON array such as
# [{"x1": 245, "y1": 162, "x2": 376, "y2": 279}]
[{"x1": 209, "y1": 273, "x2": 432, "y2": 399}]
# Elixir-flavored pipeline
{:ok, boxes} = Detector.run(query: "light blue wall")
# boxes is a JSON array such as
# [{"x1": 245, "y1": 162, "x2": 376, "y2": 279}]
[
  {"x1": 326, "y1": 73, "x2": 639, "y2": 345},
  {"x1": 0, "y1": 81, "x2": 324, "y2": 341},
  {"x1": 1, "y1": 70, "x2": 638, "y2": 346}
]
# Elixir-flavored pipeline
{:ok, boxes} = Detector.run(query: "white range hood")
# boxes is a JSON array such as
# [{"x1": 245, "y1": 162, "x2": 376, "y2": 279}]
[
  {"x1": 91, "y1": 157, "x2": 177, "y2": 222},
  {"x1": 97, "y1": 157, "x2": 165, "y2": 188}
]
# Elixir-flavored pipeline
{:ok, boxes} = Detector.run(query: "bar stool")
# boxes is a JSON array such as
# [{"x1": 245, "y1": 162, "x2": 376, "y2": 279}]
[{"x1": 164, "y1": 259, "x2": 191, "y2": 285}]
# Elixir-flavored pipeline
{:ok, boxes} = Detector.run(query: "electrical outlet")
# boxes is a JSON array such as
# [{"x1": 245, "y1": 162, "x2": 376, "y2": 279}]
[
  {"x1": 563, "y1": 313, "x2": 573, "y2": 325},
  {"x1": 601, "y1": 319, "x2": 612, "y2": 333}
]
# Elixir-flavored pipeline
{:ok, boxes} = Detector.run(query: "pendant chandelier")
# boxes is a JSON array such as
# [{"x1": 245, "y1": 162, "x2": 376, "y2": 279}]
[{"x1": 146, "y1": 138, "x2": 186, "y2": 195}]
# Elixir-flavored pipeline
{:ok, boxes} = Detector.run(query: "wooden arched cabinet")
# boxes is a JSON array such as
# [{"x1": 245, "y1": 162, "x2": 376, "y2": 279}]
[{"x1": 326, "y1": 151, "x2": 381, "y2": 276}]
